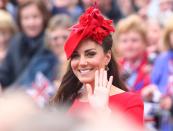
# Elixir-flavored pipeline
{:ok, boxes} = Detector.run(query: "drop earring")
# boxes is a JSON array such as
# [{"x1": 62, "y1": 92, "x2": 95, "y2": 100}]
[{"x1": 105, "y1": 65, "x2": 109, "y2": 71}]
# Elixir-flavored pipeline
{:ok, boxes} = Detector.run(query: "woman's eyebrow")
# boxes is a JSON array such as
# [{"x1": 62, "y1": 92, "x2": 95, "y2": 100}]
[
  {"x1": 84, "y1": 48, "x2": 96, "y2": 53},
  {"x1": 73, "y1": 48, "x2": 96, "y2": 54}
]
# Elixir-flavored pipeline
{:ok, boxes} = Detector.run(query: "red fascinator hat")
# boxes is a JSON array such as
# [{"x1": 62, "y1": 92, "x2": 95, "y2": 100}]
[{"x1": 64, "y1": 4, "x2": 115, "y2": 59}]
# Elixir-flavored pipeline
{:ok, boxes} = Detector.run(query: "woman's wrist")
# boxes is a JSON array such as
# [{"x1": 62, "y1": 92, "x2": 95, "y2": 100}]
[{"x1": 96, "y1": 106, "x2": 112, "y2": 115}]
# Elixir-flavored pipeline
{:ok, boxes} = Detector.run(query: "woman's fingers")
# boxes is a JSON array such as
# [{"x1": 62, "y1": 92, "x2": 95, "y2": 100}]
[
  {"x1": 107, "y1": 76, "x2": 113, "y2": 90},
  {"x1": 90, "y1": 69, "x2": 111, "y2": 111},
  {"x1": 95, "y1": 68, "x2": 110, "y2": 88},
  {"x1": 95, "y1": 68, "x2": 112, "y2": 91}
]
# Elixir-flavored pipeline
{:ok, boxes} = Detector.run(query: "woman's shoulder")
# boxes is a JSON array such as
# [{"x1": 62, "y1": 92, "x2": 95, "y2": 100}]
[
  {"x1": 111, "y1": 91, "x2": 142, "y2": 101},
  {"x1": 110, "y1": 88, "x2": 143, "y2": 107}
]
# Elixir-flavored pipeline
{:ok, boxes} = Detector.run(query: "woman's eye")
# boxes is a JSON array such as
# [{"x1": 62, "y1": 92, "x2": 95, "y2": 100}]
[
  {"x1": 71, "y1": 54, "x2": 79, "y2": 59},
  {"x1": 86, "y1": 52, "x2": 96, "y2": 57}
]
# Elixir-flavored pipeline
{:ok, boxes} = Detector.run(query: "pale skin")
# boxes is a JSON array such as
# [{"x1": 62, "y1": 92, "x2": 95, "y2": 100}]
[
  {"x1": 20, "y1": 4, "x2": 44, "y2": 38},
  {"x1": 86, "y1": 69, "x2": 113, "y2": 111},
  {"x1": 70, "y1": 39, "x2": 125, "y2": 112},
  {"x1": 84, "y1": 69, "x2": 124, "y2": 112}
]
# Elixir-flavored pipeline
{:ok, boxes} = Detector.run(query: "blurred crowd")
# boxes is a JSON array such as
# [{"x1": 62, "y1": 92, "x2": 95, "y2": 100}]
[{"x1": 1, "y1": 0, "x2": 173, "y2": 131}]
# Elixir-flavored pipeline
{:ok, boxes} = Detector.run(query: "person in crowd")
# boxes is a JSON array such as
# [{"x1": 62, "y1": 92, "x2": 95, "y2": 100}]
[
  {"x1": 45, "y1": 14, "x2": 73, "y2": 86},
  {"x1": 150, "y1": 17, "x2": 173, "y2": 94},
  {"x1": 0, "y1": 0, "x2": 56, "y2": 88},
  {"x1": 52, "y1": 5, "x2": 144, "y2": 126},
  {"x1": 132, "y1": 0, "x2": 151, "y2": 20},
  {"x1": 146, "y1": 18, "x2": 162, "y2": 64},
  {"x1": 79, "y1": 0, "x2": 93, "y2": 10},
  {"x1": 7, "y1": 0, "x2": 33, "y2": 19},
  {"x1": 141, "y1": 17, "x2": 173, "y2": 131},
  {"x1": 23, "y1": 14, "x2": 73, "y2": 107},
  {"x1": 97, "y1": 0, "x2": 123, "y2": 23},
  {"x1": 159, "y1": 95, "x2": 173, "y2": 131},
  {"x1": 157, "y1": 0, "x2": 173, "y2": 26},
  {"x1": 0, "y1": 10, "x2": 17, "y2": 63},
  {"x1": 116, "y1": 0, "x2": 135, "y2": 17},
  {"x1": 80, "y1": 0, "x2": 123, "y2": 23},
  {"x1": 115, "y1": 15, "x2": 151, "y2": 92},
  {"x1": 51, "y1": 0, "x2": 83, "y2": 23}
]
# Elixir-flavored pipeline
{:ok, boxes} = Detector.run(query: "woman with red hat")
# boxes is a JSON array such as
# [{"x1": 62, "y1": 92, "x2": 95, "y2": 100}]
[{"x1": 52, "y1": 4, "x2": 144, "y2": 126}]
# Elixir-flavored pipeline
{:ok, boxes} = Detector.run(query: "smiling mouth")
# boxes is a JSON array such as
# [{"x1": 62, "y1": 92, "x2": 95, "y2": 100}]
[{"x1": 79, "y1": 69, "x2": 93, "y2": 75}]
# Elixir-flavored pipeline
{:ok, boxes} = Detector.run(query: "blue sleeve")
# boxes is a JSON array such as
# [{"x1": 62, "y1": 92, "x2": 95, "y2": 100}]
[
  {"x1": 0, "y1": 35, "x2": 19, "y2": 87},
  {"x1": 151, "y1": 55, "x2": 165, "y2": 85},
  {"x1": 14, "y1": 50, "x2": 58, "y2": 87}
]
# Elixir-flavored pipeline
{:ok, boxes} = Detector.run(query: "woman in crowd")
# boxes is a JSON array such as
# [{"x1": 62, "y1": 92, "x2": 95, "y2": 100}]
[
  {"x1": 0, "y1": 0, "x2": 54, "y2": 88},
  {"x1": 144, "y1": 16, "x2": 173, "y2": 131},
  {"x1": 116, "y1": 0, "x2": 135, "y2": 17},
  {"x1": 141, "y1": 16, "x2": 173, "y2": 131},
  {"x1": 52, "y1": 5, "x2": 144, "y2": 126},
  {"x1": 146, "y1": 19, "x2": 162, "y2": 64},
  {"x1": 45, "y1": 14, "x2": 72, "y2": 86},
  {"x1": 115, "y1": 15, "x2": 151, "y2": 92},
  {"x1": 151, "y1": 17, "x2": 173, "y2": 94},
  {"x1": 0, "y1": 10, "x2": 17, "y2": 63},
  {"x1": 52, "y1": 0, "x2": 83, "y2": 23}
]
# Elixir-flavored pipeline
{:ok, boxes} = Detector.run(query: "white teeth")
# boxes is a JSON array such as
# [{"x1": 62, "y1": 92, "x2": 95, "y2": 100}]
[{"x1": 80, "y1": 69, "x2": 91, "y2": 74}]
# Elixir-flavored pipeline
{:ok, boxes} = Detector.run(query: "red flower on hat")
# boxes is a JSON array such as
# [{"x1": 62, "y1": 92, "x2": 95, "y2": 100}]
[{"x1": 64, "y1": 6, "x2": 115, "y2": 59}]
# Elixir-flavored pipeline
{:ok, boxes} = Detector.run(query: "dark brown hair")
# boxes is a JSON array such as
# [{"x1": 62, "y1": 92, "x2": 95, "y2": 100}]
[
  {"x1": 52, "y1": 35, "x2": 127, "y2": 106},
  {"x1": 17, "y1": 0, "x2": 50, "y2": 32}
]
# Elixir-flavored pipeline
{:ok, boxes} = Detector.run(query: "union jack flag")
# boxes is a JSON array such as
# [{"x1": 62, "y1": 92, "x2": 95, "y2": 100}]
[{"x1": 26, "y1": 72, "x2": 57, "y2": 107}]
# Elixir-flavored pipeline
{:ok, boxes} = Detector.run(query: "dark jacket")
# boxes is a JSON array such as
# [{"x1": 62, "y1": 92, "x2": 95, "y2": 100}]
[
  {"x1": 0, "y1": 32, "x2": 58, "y2": 88},
  {"x1": 14, "y1": 48, "x2": 58, "y2": 87}
]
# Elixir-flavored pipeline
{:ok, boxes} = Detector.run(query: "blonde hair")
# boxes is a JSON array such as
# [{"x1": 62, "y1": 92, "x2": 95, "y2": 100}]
[
  {"x1": 116, "y1": 14, "x2": 147, "y2": 43},
  {"x1": 162, "y1": 17, "x2": 173, "y2": 50},
  {"x1": 45, "y1": 14, "x2": 72, "y2": 47},
  {"x1": 46, "y1": 14, "x2": 72, "y2": 32},
  {"x1": 0, "y1": 9, "x2": 17, "y2": 35}
]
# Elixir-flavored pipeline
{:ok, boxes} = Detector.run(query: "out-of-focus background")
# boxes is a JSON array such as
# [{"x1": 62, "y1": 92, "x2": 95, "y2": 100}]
[{"x1": 0, "y1": 0, "x2": 173, "y2": 130}]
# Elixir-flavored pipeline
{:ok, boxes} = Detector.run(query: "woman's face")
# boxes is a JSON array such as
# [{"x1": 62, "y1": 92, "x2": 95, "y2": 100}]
[
  {"x1": 146, "y1": 22, "x2": 161, "y2": 53},
  {"x1": 48, "y1": 28, "x2": 69, "y2": 56},
  {"x1": 70, "y1": 39, "x2": 111, "y2": 84},
  {"x1": 118, "y1": 30, "x2": 145, "y2": 60},
  {"x1": 0, "y1": 29, "x2": 12, "y2": 47},
  {"x1": 20, "y1": 4, "x2": 44, "y2": 38},
  {"x1": 147, "y1": 22, "x2": 161, "y2": 44}
]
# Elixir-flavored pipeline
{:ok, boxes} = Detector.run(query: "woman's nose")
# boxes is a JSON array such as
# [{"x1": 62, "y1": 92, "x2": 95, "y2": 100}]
[{"x1": 79, "y1": 56, "x2": 87, "y2": 66}]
